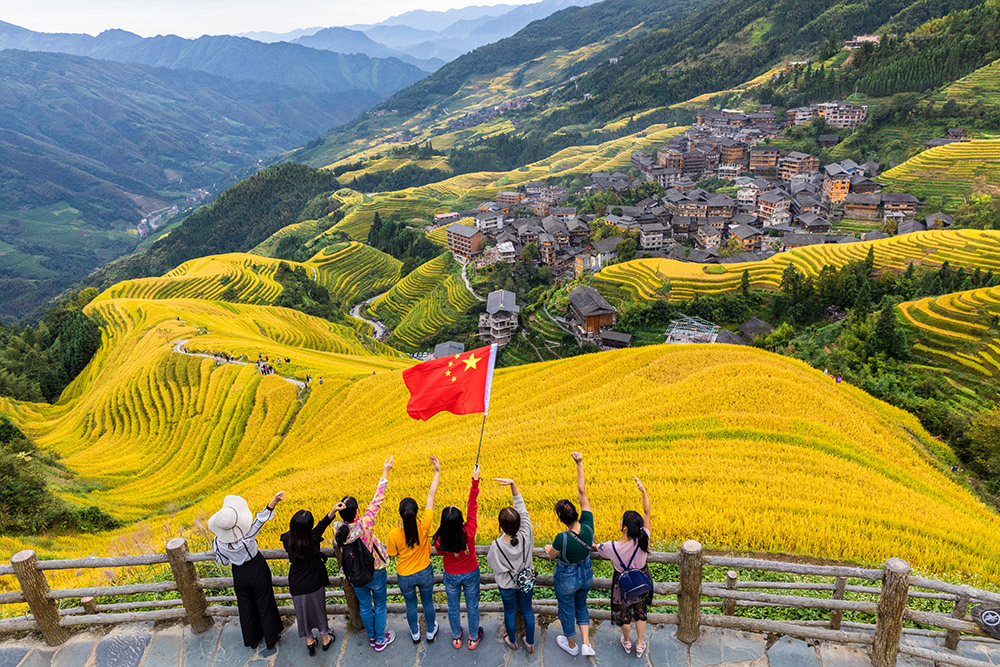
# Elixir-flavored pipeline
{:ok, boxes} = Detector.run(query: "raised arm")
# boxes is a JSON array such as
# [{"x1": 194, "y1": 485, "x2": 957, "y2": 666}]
[
  {"x1": 246, "y1": 490, "x2": 284, "y2": 540},
  {"x1": 466, "y1": 465, "x2": 481, "y2": 535},
  {"x1": 360, "y1": 457, "x2": 393, "y2": 530},
  {"x1": 426, "y1": 455, "x2": 441, "y2": 511},
  {"x1": 572, "y1": 451, "x2": 590, "y2": 512},
  {"x1": 493, "y1": 478, "x2": 520, "y2": 498},
  {"x1": 634, "y1": 475, "x2": 651, "y2": 530}
]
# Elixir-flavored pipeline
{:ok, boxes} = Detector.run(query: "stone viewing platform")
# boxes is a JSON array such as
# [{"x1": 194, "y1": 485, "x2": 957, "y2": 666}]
[
  {"x1": 7, "y1": 614, "x2": 999, "y2": 667},
  {"x1": 4, "y1": 540, "x2": 1000, "y2": 666}
]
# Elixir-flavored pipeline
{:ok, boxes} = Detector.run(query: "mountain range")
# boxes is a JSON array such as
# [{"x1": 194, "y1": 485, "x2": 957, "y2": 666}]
[
  {"x1": 0, "y1": 21, "x2": 426, "y2": 95},
  {"x1": 241, "y1": 0, "x2": 601, "y2": 69}
]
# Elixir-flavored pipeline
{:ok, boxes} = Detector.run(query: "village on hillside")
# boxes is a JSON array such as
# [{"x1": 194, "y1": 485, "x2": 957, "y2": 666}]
[{"x1": 432, "y1": 87, "x2": 962, "y2": 357}]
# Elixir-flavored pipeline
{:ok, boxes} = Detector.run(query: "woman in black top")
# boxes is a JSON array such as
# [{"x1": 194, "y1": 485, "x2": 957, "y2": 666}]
[{"x1": 281, "y1": 501, "x2": 345, "y2": 655}]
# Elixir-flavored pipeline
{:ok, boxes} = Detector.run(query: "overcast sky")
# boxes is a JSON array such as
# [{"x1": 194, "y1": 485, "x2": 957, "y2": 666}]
[{"x1": 2, "y1": 0, "x2": 539, "y2": 38}]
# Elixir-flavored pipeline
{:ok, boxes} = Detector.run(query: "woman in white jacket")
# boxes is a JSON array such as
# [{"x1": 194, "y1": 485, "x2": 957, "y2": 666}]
[{"x1": 487, "y1": 478, "x2": 535, "y2": 653}]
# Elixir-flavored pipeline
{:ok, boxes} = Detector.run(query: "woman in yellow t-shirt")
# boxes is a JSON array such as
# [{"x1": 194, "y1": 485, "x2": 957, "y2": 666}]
[{"x1": 386, "y1": 455, "x2": 441, "y2": 644}]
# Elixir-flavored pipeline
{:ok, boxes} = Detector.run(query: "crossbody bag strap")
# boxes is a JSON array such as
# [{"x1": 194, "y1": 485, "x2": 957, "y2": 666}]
[{"x1": 495, "y1": 539, "x2": 517, "y2": 572}]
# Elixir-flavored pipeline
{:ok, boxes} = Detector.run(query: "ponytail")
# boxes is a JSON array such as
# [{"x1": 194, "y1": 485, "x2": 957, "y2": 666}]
[
  {"x1": 336, "y1": 495, "x2": 358, "y2": 546},
  {"x1": 622, "y1": 510, "x2": 648, "y2": 552},
  {"x1": 399, "y1": 497, "x2": 420, "y2": 548}
]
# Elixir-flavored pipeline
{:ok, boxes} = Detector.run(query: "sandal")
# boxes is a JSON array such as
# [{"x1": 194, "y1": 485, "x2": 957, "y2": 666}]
[
  {"x1": 636, "y1": 642, "x2": 647, "y2": 658},
  {"x1": 452, "y1": 630, "x2": 463, "y2": 649},
  {"x1": 468, "y1": 627, "x2": 484, "y2": 650},
  {"x1": 621, "y1": 636, "x2": 633, "y2": 654},
  {"x1": 521, "y1": 634, "x2": 534, "y2": 654}
]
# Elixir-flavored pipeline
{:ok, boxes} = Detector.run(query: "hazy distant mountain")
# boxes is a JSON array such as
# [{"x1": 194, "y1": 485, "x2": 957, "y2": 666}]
[
  {"x1": 238, "y1": 27, "x2": 324, "y2": 43},
  {"x1": 293, "y1": 27, "x2": 446, "y2": 71},
  {"x1": 357, "y1": 4, "x2": 518, "y2": 32},
  {"x1": 362, "y1": 0, "x2": 602, "y2": 61},
  {"x1": 0, "y1": 49, "x2": 374, "y2": 320},
  {"x1": 0, "y1": 21, "x2": 426, "y2": 96},
  {"x1": 249, "y1": 0, "x2": 601, "y2": 70}
]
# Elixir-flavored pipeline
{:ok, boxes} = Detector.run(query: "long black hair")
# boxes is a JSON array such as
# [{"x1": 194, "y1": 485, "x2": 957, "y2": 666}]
[
  {"x1": 498, "y1": 507, "x2": 520, "y2": 547},
  {"x1": 399, "y1": 497, "x2": 420, "y2": 548},
  {"x1": 433, "y1": 506, "x2": 467, "y2": 553},
  {"x1": 621, "y1": 510, "x2": 649, "y2": 552},
  {"x1": 335, "y1": 496, "x2": 359, "y2": 546},
  {"x1": 286, "y1": 510, "x2": 314, "y2": 560}
]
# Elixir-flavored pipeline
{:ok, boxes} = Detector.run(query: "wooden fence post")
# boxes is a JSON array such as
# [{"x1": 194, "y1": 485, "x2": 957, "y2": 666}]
[
  {"x1": 723, "y1": 570, "x2": 738, "y2": 616},
  {"x1": 677, "y1": 540, "x2": 703, "y2": 644},
  {"x1": 81, "y1": 597, "x2": 97, "y2": 615},
  {"x1": 944, "y1": 587, "x2": 970, "y2": 650},
  {"x1": 830, "y1": 576, "x2": 847, "y2": 630},
  {"x1": 872, "y1": 558, "x2": 910, "y2": 667},
  {"x1": 332, "y1": 544, "x2": 363, "y2": 632},
  {"x1": 165, "y1": 538, "x2": 213, "y2": 634},
  {"x1": 10, "y1": 550, "x2": 69, "y2": 646}
]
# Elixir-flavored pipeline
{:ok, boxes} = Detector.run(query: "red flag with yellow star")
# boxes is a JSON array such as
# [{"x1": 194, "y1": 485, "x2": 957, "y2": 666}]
[{"x1": 402, "y1": 344, "x2": 497, "y2": 421}]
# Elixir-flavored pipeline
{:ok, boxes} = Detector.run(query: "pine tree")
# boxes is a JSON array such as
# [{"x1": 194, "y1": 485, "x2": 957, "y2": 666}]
[
  {"x1": 864, "y1": 246, "x2": 875, "y2": 276},
  {"x1": 853, "y1": 280, "x2": 873, "y2": 318},
  {"x1": 740, "y1": 269, "x2": 751, "y2": 296},
  {"x1": 870, "y1": 301, "x2": 908, "y2": 360}
]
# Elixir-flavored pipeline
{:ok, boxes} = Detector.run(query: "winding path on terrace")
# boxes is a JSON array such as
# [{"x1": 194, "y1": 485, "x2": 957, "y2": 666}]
[
  {"x1": 171, "y1": 339, "x2": 307, "y2": 391},
  {"x1": 348, "y1": 295, "x2": 389, "y2": 341},
  {"x1": 7, "y1": 614, "x2": 992, "y2": 667}
]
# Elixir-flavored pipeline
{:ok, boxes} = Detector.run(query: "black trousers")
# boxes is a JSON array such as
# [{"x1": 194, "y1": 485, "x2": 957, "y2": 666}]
[{"x1": 232, "y1": 552, "x2": 282, "y2": 648}]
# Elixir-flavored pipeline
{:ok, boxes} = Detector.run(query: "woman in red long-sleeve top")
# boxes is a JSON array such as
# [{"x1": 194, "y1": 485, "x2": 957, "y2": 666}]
[{"x1": 433, "y1": 464, "x2": 483, "y2": 650}]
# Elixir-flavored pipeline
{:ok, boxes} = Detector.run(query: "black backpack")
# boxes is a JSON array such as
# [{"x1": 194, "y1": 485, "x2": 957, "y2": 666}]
[{"x1": 341, "y1": 538, "x2": 382, "y2": 587}]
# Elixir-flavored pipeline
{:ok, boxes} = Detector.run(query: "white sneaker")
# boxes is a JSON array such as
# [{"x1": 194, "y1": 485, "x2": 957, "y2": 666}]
[
  {"x1": 581, "y1": 643, "x2": 596, "y2": 656},
  {"x1": 427, "y1": 621, "x2": 439, "y2": 642},
  {"x1": 557, "y1": 635, "x2": 580, "y2": 655}
]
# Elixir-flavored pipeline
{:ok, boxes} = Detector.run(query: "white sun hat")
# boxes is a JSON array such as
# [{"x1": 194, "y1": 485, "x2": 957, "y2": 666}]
[{"x1": 207, "y1": 495, "x2": 253, "y2": 543}]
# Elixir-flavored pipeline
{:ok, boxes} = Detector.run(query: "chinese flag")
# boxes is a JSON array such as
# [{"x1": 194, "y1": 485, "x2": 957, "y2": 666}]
[{"x1": 402, "y1": 344, "x2": 497, "y2": 421}]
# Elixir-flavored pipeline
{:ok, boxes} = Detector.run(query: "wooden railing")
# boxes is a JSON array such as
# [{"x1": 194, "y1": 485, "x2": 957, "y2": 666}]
[{"x1": 1, "y1": 538, "x2": 997, "y2": 667}]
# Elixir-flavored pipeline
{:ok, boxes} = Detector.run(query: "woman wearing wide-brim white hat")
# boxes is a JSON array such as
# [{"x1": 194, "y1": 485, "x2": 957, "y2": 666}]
[{"x1": 208, "y1": 490, "x2": 285, "y2": 650}]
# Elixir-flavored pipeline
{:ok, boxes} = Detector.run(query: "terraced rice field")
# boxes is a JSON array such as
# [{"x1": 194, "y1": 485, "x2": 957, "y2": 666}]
[
  {"x1": 939, "y1": 58, "x2": 1000, "y2": 107},
  {"x1": 597, "y1": 229, "x2": 1000, "y2": 302},
  {"x1": 880, "y1": 139, "x2": 1000, "y2": 209},
  {"x1": 95, "y1": 244, "x2": 401, "y2": 308},
  {"x1": 368, "y1": 254, "x2": 478, "y2": 350},
  {"x1": 4, "y1": 299, "x2": 1000, "y2": 582},
  {"x1": 899, "y1": 284, "x2": 1000, "y2": 382},
  {"x1": 307, "y1": 242, "x2": 402, "y2": 304},
  {"x1": 96, "y1": 254, "x2": 287, "y2": 305}
]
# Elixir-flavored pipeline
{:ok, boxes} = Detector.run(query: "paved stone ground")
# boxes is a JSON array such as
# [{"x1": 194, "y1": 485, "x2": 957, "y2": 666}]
[{"x1": 2, "y1": 614, "x2": 1000, "y2": 667}]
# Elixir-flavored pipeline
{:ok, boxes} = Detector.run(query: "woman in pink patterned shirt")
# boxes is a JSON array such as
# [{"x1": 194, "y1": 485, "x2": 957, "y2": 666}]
[{"x1": 334, "y1": 456, "x2": 395, "y2": 651}]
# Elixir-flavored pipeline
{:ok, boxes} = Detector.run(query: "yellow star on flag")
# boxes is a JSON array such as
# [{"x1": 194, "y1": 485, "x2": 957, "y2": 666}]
[
  {"x1": 451, "y1": 377, "x2": 457, "y2": 382},
  {"x1": 445, "y1": 370, "x2": 451, "y2": 377},
  {"x1": 448, "y1": 361, "x2": 453, "y2": 367},
  {"x1": 462, "y1": 353, "x2": 481, "y2": 371}
]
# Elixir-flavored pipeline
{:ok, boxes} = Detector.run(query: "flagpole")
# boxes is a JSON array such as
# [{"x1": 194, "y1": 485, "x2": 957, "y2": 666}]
[{"x1": 474, "y1": 412, "x2": 487, "y2": 468}]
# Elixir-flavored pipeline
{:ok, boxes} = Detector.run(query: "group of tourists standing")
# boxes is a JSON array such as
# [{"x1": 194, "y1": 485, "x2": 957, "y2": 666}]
[{"x1": 206, "y1": 451, "x2": 654, "y2": 658}]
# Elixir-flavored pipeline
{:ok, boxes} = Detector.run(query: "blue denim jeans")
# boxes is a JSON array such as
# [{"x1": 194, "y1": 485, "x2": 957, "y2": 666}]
[
  {"x1": 443, "y1": 569, "x2": 481, "y2": 640},
  {"x1": 553, "y1": 557, "x2": 593, "y2": 639},
  {"x1": 354, "y1": 568, "x2": 387, "y2": 643},
  {"x1": 397, "y1": 564, "x2": 436, "y2": 637},
  {"x1": 498, "y1": 586, "x2": 535, "y2": 646}
]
